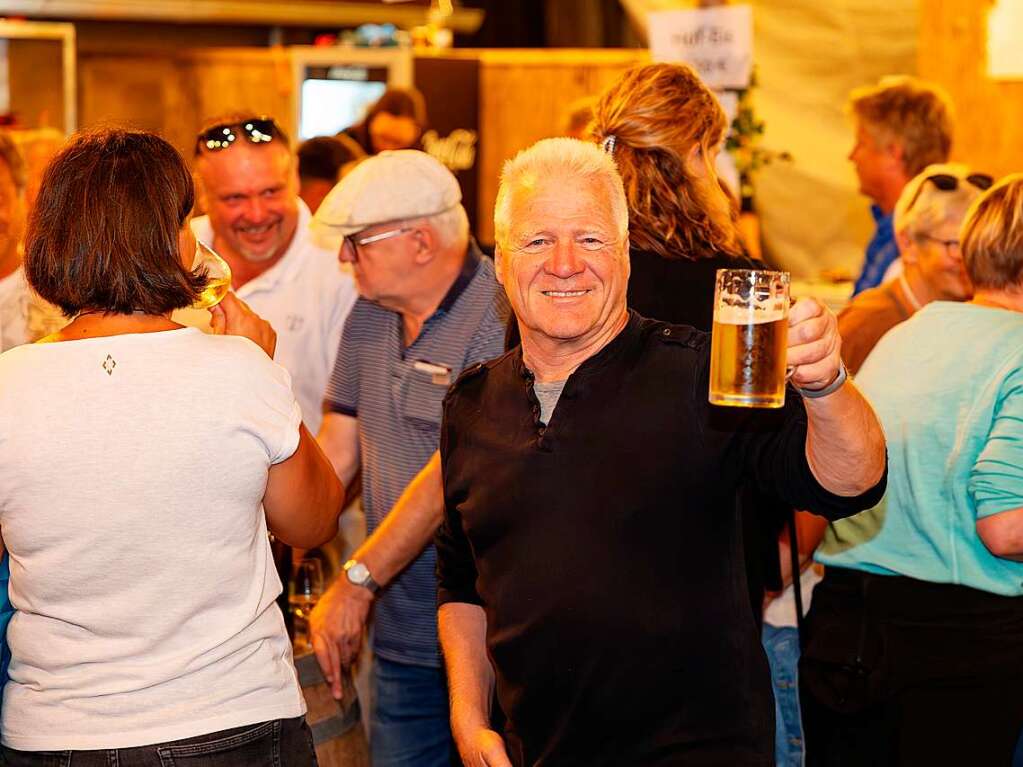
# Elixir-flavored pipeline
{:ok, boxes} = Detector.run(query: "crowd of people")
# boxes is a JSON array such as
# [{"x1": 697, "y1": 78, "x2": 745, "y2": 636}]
[{"x1": 0, "y1": 62, "x2": 1020, "y2": 767}]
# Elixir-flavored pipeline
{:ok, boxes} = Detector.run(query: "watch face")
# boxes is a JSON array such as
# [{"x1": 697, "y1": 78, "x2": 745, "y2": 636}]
[{"x1": 347, "y1": 562, "x2": 370, "y2": 584}]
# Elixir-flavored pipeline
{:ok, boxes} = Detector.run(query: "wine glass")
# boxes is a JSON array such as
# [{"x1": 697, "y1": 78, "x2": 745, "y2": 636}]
[
  {"x1": 191, "y1": 239, "x2": 233, "y2": 309},
  {"x1": 289, "y1": 558, "x2": 324, "y2": 652}
]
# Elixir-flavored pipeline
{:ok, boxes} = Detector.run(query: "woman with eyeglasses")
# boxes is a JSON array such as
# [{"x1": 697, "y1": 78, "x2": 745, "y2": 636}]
[
  {"x1": 838, "y1": 163, "x2": 992, "y2": 374},
  {"x1": 801, "y1": 175, "x2": 1023, "y2": 766},
  {"x1": 0, "y1": 129, "x2": 344, "y2": 764}
]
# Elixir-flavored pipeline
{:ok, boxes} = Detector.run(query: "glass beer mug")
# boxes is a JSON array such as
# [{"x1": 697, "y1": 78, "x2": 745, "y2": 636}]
[
  {"x1": 709, "y1": 269, "x2": 790, "y2": 408},
  {"x1": 191, "y1": 240, "x2": 233, "y2": 310}
]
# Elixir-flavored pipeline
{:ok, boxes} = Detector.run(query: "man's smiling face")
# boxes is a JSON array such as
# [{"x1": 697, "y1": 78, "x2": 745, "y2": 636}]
[{"x1": 496, "y1": 172, "x2": 629, "y2": 346}]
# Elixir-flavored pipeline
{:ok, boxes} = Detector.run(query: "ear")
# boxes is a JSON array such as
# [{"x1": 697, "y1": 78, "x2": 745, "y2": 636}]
[
  {"x1": 896, "y1": 229, "x2": 918, "y2": 264},
  {"x1": 193, "y1": 170, "x2": 209, "y2": 214},
  {"x1": 493, "y1": 242, "x2": 506, "y2": 286},
  {"x1": 886, "y1": 141, "x2": 906, "y2": 171},
  {"x1": 411, "y1": 223, "x2": 436, "y2": 265}
]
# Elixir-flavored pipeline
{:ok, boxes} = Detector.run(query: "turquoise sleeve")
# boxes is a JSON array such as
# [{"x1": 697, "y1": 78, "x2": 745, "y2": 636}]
[{"x1": 969, "y1": 366, "x2": 1023, "y2": 519}]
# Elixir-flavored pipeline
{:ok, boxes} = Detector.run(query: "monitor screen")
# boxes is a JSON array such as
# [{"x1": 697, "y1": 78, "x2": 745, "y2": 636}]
[{"x1": 299, "y1": 65, "x2": 388, "y2": 140}]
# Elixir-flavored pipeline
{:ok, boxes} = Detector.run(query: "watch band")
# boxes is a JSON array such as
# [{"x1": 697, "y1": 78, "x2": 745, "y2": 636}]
[
  {"x1": 795, "y1": 361, "x2": 848, "y2": 399},
  {"x1": 343, "y1": 559, "x2": 379, "y2": 594}
]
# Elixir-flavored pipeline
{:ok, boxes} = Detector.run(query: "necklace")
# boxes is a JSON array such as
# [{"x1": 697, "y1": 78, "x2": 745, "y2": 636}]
[{"x1": 898, "y1": 272, "x2": 923, "y2": 313}]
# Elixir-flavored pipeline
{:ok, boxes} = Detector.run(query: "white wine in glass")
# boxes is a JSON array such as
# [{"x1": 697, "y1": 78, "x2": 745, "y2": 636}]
[{"x1": 191, "y1": 240, "x2": 233, "y2": 310}]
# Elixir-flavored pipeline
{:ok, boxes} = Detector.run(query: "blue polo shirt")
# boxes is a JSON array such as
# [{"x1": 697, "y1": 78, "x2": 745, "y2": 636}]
[
  {"x1": 853, "y1": 205, "x2": 899, "y2": 296},
  {"x1": 324, "y1": 243, "x2": 507, "y2": 667}
]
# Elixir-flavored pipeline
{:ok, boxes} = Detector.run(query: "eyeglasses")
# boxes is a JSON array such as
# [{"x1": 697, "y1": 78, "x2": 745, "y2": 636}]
[
  {"x1": 918, "y1": 233, "x2": 960, "y2": 254},
  {"x1": 904, "y1": 172, "x2": 994, "y2": 215},
  {"x1": 195, "y1": 117, "x2": 286, "y2": 154},
  {"x1": 342, "y1": 226, "x2": 414, "y2": 262}
]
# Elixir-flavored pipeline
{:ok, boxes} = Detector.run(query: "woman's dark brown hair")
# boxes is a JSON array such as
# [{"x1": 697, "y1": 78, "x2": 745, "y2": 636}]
[
  {"x1": 346, "y1": 87, "x2": 428, "y2": 153},
  {"x1": 25, "y1": 129, "x2": 207, "y2": 316},
  {"x1": 590, "y1": 63, "x2": 741, "y2": 260}
]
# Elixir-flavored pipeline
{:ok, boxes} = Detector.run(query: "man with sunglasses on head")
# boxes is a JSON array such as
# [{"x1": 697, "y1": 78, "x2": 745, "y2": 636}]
[
  {"x1": 847, "y1": 76, "x2": 954, "y2": 296},
  {"x1": 838, "y1": 163, "x2": 992, "y2": 375},
  {"x1": 308, "y1": 150, "x2": 507, "y2": 767},
  {"x1": 190, "y1": 114, "x2": 358, "y2": 435}
]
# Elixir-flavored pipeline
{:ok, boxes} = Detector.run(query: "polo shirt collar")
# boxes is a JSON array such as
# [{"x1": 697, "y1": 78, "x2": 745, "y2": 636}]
[
  {"x1": 434, "y1": 239, "x2": 483, "y2": 318},
  {"x1": 870, "y1": 204, "x2": 893, "y2": 229}
]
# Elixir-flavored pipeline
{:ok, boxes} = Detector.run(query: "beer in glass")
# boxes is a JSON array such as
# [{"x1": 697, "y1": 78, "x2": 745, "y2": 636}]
[{"x1": 709, "y1": 269, "x2": 790, "y2": 408}]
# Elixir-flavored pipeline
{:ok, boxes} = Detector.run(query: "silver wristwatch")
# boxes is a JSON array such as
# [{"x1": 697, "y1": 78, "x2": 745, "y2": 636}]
[{"x1": 343, "y1": 559, "x2": 379, "y2": 594}]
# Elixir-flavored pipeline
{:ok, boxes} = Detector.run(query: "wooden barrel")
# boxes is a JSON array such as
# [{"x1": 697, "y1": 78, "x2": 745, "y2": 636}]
[{"x1": 295, "y1": 651, "x2": 370, "y2": 767}]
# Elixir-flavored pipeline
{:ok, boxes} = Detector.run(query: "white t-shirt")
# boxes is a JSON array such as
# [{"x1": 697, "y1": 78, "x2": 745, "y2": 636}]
[
  {"x1": 0, "y1": 266, "x2": 65, "y2": 352},
  {"x1": 0, "y1": 327, "x2": 306, "y2": 749},
  {"x1": 178, "y1": 201, "x2": 357, "y2": 434}
]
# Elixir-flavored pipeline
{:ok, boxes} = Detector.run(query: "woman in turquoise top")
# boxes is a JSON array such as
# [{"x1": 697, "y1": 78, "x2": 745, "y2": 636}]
[{"x1": 800, "y1": 175, "x2": 1023, "y2": 766}]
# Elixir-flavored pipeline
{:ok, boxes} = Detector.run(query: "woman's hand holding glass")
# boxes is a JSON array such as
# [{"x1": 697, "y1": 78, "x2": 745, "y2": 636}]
[{"x1": 209, "y1": 293, "x2": 277, "y2": 359}]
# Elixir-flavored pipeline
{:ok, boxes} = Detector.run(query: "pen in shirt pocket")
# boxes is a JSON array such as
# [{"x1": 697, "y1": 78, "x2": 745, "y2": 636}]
[{"x1": 413, "y1": 360, "x2": 452, "y2": 386}]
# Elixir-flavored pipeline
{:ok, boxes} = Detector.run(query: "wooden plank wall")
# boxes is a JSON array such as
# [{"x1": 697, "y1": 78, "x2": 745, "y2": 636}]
[
  {"x1": 476, "y1": 49, "x2": 647, "y2": 244},
  {"x1": 78, "y1": 49, "x2": 293, "y2": 161},
  {"x1": 77, "y1": 47, "x2": 646, "y2": 242},
  {"x1": 918, "y1": 0, "x2": 1023, "y2": 178}
]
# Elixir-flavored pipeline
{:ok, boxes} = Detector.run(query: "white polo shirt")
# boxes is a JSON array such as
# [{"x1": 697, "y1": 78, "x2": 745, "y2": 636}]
[{"x1": 179, "y1": 200, "x2": 357, "y2": 434}]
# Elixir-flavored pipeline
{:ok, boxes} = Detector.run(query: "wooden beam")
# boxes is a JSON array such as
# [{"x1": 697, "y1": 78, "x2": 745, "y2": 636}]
[{"x1": 1, "y1": 1, "x2": 485, "y2": 33}]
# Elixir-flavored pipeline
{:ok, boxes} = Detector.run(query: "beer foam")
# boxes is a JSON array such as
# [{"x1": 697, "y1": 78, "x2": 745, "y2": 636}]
[{"x1": 714, "y1": 305, "x2": 787, "y2": 325}]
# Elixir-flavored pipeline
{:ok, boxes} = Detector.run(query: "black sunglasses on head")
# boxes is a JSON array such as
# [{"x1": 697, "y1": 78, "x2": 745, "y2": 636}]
[
  {"x1": 905, "y1": 172, "x2": 995, "y2": 213},
  {"x1": 195, "y1": 117, "x2": 285, "y2": 154}
]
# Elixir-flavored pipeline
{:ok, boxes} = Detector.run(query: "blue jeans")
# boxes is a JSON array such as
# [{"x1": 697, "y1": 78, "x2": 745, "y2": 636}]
[
  {"x1": 371, "y1": 655, "x2": 456, "y2": 767},
  {"x1": 0, "y1": 717, "x2": 316, "y2": 766},
  {"x1": 763, "y1": 623, "x2": 805, "y2": 767}
]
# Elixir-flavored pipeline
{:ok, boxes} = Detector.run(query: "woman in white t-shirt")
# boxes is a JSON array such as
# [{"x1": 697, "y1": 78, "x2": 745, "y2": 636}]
[{"x1": 0, "y1": 129, "x2": 345, "y2": 764}]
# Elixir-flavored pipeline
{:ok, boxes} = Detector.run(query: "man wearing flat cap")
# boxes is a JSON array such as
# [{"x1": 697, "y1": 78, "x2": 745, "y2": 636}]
[{"x1": 309, "y1": 150, "x2": 507, "y2": 767}]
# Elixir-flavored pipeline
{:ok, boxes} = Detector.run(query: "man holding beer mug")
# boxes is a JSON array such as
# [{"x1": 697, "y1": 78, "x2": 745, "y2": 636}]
[{"x1": 434, "y1": 138, "x2": 888, "y2": 767}]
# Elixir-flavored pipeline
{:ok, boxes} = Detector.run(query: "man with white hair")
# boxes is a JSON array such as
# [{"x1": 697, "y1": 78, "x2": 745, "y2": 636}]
[
  {"x1": 435, "y1": 137, "x2": 888, "y2": 767},
  {"x1": 309, "y1": 149, "x2": 507, "y2": 767},
  {"x1": 838, "y1": 164, "x2": 992, "y2": 374}
]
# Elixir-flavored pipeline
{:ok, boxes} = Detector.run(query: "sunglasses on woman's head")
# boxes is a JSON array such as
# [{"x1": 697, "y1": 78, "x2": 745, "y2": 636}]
[
  {"x1": 195, "y1": 117, "x2": 284, "y2": 154},
  {"x1": 905, "y1": 172, "x2": 995, "y2": 214}
]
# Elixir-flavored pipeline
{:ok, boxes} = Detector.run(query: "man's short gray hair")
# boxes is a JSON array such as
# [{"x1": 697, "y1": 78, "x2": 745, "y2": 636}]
[
  {"x1": 426, "y1": 203, "x2": 470, "y2": 250},
  {"x1": 494, "y1": 137, "x2": 628, "y2": 245},
  {"x1": 894, "y1": 163, "x2": 985, "y2": 242},
  {"x1": 0, "y1": 129, "x2": 27, "y2": 191}
]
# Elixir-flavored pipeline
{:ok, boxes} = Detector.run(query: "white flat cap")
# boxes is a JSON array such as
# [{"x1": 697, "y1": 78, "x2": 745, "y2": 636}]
[{"x1": 313, "y1": 149, "x2": 462, "y2": 237}]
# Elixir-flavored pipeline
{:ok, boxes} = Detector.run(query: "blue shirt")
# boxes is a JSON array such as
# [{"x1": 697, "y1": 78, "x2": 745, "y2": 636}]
[
  {"x1": 817, "y1": 302, "x2": 1023, "y2": 596},
  {"x1": 324, "y1": 244, "x2": 507, "y2": 666},
  {"x1": 853, "y1": 205, "x2": 899, "y2": 296}
]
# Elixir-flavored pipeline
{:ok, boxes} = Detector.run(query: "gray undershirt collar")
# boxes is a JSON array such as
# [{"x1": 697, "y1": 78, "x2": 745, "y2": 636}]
[{"x1": 533, "y1": 379, "x2": 567, "y2": 426}]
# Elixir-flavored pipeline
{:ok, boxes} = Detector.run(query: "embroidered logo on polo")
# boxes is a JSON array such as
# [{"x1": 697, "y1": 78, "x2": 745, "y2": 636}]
[
  {"x1": 102, "y1": 354, "x2": 117, "y2": 376},
  {"x1": 285, "y1": 315, "x2": 304, "y2": 332}
]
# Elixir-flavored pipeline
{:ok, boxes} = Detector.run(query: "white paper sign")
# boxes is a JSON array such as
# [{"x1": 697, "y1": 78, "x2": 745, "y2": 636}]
[
  {"x1": 988, "y1": 0, "x2": 1023, "y2": 80},
  {"x1": 649, "y1": 5, "x2": 753, "y2": 90}
]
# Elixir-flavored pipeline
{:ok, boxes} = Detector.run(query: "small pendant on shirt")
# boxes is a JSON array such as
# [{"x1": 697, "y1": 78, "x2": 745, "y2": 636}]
[{"x1": 102, "y1": 354, "x2": 117, "y2": 376}]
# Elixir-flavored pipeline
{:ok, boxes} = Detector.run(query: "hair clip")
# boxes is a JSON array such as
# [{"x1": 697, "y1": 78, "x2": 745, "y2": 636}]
[{"x1": 602, "y1": 135, "x2": 617, "y2": 155}]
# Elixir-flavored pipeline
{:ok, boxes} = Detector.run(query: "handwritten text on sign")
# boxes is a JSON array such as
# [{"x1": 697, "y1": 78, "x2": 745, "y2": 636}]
[{"x1": 649, "y1": 5, "x2": 753, "y2": 90}]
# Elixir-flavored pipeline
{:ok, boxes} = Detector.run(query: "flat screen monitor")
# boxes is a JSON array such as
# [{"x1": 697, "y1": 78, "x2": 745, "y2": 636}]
[{"x1": 299, "y1": 65, "x2": 388, "y2": 140}]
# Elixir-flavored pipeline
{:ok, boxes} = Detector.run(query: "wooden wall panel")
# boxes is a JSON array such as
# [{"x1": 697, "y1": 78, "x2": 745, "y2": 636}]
[
  {"x1": 78, "y1": 49, "x2": 294, "y2": 162},
  {"x1": 8, "y1": 39, "x2": 67, "y2": 129},
  {"x1": 476, "y1": 49, "x2": 647, "y2": 244},
  {"x1": 918, "y1": 0, "x2": 1023, "y2": 178}
]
